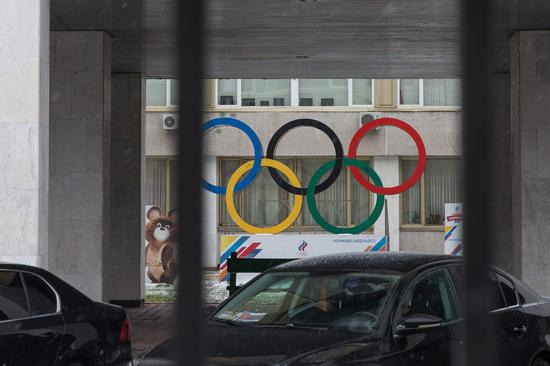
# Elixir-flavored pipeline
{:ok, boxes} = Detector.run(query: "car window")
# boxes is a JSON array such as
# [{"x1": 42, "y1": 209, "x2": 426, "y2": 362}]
[
  {"x1": 488, "y1": 273, "x2": 506, "y2": 311},
  {"x1": 495, "y1": 274, "x2": 518, "y2": 307},
  {"x1": 22, "y1": 273, "x2": 57, "y2": 316},
  {"x1": 401, "y1": 269, "x2": 459, "y2": 322},
  {"x1": 515, "y1": 280, "x2": 542, "y2": 305},
  {"x1": 0, "y1": 271, "x2": 29, "y2": 321}
]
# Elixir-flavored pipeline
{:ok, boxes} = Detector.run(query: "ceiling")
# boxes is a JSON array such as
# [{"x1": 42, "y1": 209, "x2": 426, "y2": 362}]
[{"x1": 49, "y1": 0, "x2": 547, "y2": 78}]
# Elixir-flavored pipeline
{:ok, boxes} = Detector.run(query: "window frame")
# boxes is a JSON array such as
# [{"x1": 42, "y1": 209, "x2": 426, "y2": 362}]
[
  {"x1": 214, "y1": 79, "x2": 374, "y2": 109},
  {"x1": 217, "y1": 156, "x2": 374, "y2": 231},
  {"x1": 0, "y1": 269, "x2": 61, "y2": 324},
  {"x1": 399, "y1": 156, "x2": 462, "y2": 230},
  {"x1": 489, "y1": 270, "x2": 521, "y2": 313},
  {"x1": 398, "y1": 79, "x2": 462, "y2": 108}
]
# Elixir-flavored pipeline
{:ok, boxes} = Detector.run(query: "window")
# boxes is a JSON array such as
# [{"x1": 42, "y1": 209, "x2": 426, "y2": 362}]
[
  {"x1": 219, "y1": 157, "x2": 372, "y2": 229},
  {"x1": 401, "y1": 158, "x2": 463, "y2": 226},
  {"x1": 495, "y1": 273, "x2": 518, "y2": 307},
  {"x1": 146, "y1": 79, "x2": 180, "y2": 107},
  {"x1": 146, "y1": 158, "x2": 177, "y2": 213},
  {"x1": 298, "y1": 79, "x2": 348, "y2": 106},
  {"x1": 217, "y1": 79, "x2": 238, "y2": 105},
  {"x1": 0, "y1": 271, "x2": 29, "y2": 321},
  {"x1": 398, "y1": 79, "x2": 461, "y2": 107},
  {"x1": 241, "y1": 79, "x2": 291, "y2": 107},
  {"x1": 351, "y1": 79, "x2": 373, "y2": 105},
  {"x1": 22, "y1": 273, "x2": 57, "y2": 316},
  {"x1": 488, "y1": 274, "x2": 507, "y2": 311},
  {"x1": 400, "y1": 269, "x2": 459, "y2": 322}
]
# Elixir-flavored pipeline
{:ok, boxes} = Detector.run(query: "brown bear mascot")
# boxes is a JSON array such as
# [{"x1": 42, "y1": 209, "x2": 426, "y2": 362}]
[{"x1": 145, "y1": 206, "x2": 178, "y2": 284}]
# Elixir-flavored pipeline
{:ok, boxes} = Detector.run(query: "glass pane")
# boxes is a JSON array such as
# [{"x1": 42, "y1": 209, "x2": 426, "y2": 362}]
[
  {"x1": 399, "y1": 79, "x2": 419, "y2": 105},
  {"x1": 401, "y1": 270, "x2": 458, "y2": 322},
  {"x1": 219, "y1": 159, "x2": 242, "y2": 226},
  {"x1": 352, "y1": 79, "x2": 372, "y2": 105},
  {"x1": 145, "y1": 159, "x2": 167, "y2": 213},
  {"x1": 299, "y1": 79, "x2": 348, "y2": 106},
  {"x1": 297, "y1": 158, "x2": 347, "y2": 227},
  {"x1": 425, "y1": 159, "x2": 463, "y2": 225},
  {"x1": 489, "y1": 274, "x2": 506, "y2": 311},
  {"x1": 497, "y1": 274, "x2": 518, "y2": 307},
  {"x1": 402, "y1": 160, "x2": 421, "y2": 224},
  {"x1": 0, "y1": 271, "x2": 29, "y2": 320},
  {"x1": 241, "y1": 159, "x2": 291, "y2": 227},
  {"x1": 423, "y1": 79, "x2": 461, "y2": 106},
  {"x1": 218, "y1": 79, "x2": 238, "y2": 105},
  {"x1": 23, "y1": 273, "x2": 57, "y2": 316},
  {"x1": 169, "y1": 79, "x2": 180, "y2": 106},
  {"x1": 241, "y1": 79, "x2": 291, "y2": 107},
  {"x1": 146, "y1": 79, "x2": 167, "y2": 106},
  {"x1": 350, "y1": 159, "x2": 371, "y2": 225}
]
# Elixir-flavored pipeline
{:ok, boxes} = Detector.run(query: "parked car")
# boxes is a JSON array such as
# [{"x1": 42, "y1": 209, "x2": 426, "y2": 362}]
[
  {"x1": 140, "y1": 252, "x2": 550, "y2": 365},
  {"x1": 0, "y1": 262, "x2": 132, "y2": 366}
]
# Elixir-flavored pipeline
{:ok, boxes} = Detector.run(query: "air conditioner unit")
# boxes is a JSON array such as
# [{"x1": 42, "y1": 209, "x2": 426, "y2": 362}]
[
  {"x1": 358, "y1": 113, "x2": 382, "y2": 130},
  {"x1": 162, "y1": 114, "x2": 179, "y2": 130}
]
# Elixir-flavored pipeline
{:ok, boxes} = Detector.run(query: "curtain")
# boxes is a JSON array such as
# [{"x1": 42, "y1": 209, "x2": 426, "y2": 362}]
[
  {"x1": 352, "y1": 79, "x2": 373, "y2": 105},
  {"x1": 218, "y1": 79, "x2": 238, "y2": 105},
  {"x1": 299, "y1": 79, "x2": 348, "y2": 106},
  {"x1": 402, "y1": 160, "x2": 421, "y2": 224},
  {"x1": 424, "y1": 159, "x2": 462, "y2": 225},
  {"x1": 145, "y1": 159, "x2": 167, "y2": 213},
  {"x1": 350, "y1": 159, "x2": 371, "y2": 226},
  {"x1": 298, "y1": 158, "x2": 347, "y2": 226},
  {"x1": 219, "y1": 159, "x2": 241, "y2": 225},
  {"x1": 169, "y1": 160, "x2": 177, "y2": 211},
  {"x1": 400, "y1": 79, "x2": 419, "y2": 105},
  {"x1": 145, "y1": 79, "x2": 167, "y2": 106},
  {"x1": 241, "y1": 79, "x2": 291, "y2": 107},
  {"x1": 423, "y1": 79, "x2": 461, "y2": 106}
]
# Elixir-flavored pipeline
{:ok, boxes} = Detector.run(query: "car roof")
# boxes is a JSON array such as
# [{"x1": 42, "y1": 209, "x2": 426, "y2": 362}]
[{"x1": 272, "y1": 252, "x2": 460, "y2": 274}]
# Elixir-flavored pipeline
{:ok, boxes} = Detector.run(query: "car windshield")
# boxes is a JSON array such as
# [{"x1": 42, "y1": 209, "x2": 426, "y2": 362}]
[{"x1": 213, "y1": 271, "x2": 400, "y2": 333}]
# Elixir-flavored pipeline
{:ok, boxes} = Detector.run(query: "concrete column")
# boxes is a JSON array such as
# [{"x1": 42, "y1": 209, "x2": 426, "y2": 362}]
[
  {"x1": 49, "y1": 31, "x2": 111, "y2": 301},
  {"x1": 372, "y1": 157, "x2": 400, "y2": 251},
  {"x1": 0, "y1": 0, "x2": 49, "y2": 266},
  {"x1": 107, "y1": 73, "x2": 145, "y2": 305},
  {"x1": 511, "y1": 31, "x2": 550, "y2": 295}
]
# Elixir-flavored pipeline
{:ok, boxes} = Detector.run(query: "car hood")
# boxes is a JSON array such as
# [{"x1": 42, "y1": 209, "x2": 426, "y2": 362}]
[{"x1": 140, "y1": 321, "x2": 380, "y2": 366}]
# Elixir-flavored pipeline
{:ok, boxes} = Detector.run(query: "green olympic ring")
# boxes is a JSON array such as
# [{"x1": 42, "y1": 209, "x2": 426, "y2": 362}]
[{"x1": 307, "y1": 158, "x2": 385, "y2": 234}]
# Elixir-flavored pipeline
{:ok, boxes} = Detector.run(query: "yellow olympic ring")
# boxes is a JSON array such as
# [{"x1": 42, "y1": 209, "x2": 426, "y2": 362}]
[{"x1": 225, "y1": 158, "x2": 303, "y2": 234}]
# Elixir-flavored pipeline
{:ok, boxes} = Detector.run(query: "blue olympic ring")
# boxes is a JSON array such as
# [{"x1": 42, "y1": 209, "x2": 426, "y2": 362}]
[{"x1": 202, "y1": 118, "x2": 263, "y2": 194}]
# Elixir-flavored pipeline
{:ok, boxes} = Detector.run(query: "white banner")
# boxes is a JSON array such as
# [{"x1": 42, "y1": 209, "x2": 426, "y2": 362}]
[
  {"x1": 219, "y1": 234, "x2": 387, "y2": 283},
  {"x1": 444, "y1": 203, "x2": 463, "y2": 255}
]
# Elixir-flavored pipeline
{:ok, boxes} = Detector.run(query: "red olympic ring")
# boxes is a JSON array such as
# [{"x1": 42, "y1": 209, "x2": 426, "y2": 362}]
[{"x1": 348, "y1": 117, "x2": 426, "y2": 195}]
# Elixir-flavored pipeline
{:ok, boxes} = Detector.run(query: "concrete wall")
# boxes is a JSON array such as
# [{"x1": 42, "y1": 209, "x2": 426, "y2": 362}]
[
  {"x1": 0, "y1": 0, "x2": 50, "y2": 267},
  {"x1": 146, "y1": 110, "x2": 460, "y2": 266},
  {"x1": 108, "y1": 73, "x2": 145, "y2": 303},
  {"x1": 49, "y1": 31, "x2": 111, "y2": 301},
  {"x1": 511, "y1": 30, "x2": 550, "y2": 295}
]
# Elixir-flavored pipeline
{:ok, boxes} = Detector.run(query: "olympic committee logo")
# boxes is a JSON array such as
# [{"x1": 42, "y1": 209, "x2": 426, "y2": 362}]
[
  {"x1": 296, "y1": 240, "x2": 308, "y2": 257},
  {"x1": 202, "y1": 117, "x2": 426, "y2": 235}
]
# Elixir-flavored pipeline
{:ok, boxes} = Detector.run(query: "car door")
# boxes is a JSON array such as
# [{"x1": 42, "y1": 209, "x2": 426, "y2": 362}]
[
  {"x1": 489, "y1": 271, "x2": 529, "y2": 366},
  {"x1": 392, "y1": 268, "x2": 461, "y2": 366}
]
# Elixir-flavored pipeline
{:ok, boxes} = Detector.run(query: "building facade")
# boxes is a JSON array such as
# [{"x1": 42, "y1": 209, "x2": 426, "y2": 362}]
[{"x1": 145, "y1": 78, "x2": 462, "y2": 268}]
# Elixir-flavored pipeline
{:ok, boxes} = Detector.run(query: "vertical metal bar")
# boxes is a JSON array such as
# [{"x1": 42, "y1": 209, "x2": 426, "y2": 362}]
[
  {"x1": 461, "y1": 0, "x2": 494, "y2": 364},
  {"x1": 177, "y1": 0, "x2": 204, "y2": 364}
]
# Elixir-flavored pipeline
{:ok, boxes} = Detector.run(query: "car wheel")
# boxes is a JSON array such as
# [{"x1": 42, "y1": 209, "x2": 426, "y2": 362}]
[{"x1": 532, "y1": 358, "x2": 550, "y2": 366}]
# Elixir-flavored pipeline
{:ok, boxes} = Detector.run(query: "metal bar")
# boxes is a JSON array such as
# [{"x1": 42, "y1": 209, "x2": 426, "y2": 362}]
[
  {"x1": 176, "y1": 0, "x2": 204, "y2": 364},
  {"x1": 461, "y1": 0, "x2": 495, "y2": 364}
]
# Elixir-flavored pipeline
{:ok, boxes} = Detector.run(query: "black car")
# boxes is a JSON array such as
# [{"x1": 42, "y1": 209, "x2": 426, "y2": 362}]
[
  {"x1": 0, "y1": 263, "x2": 133, "y2": 366},
  {"x1": 141, "y1": 252, "x2": 550, "y2": 365}
]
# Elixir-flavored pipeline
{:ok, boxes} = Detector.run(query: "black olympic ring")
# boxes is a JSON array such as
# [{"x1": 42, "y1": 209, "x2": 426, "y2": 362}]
[{"x1": 266, "y1": 119, "x2": 344, "y2": 195}]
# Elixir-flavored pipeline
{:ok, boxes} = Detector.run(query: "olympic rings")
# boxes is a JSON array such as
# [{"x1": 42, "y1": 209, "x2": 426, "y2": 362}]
[
  {"x1": 307, "y1": 158, "x2": 385, "y2": 234},
  {"x1": 266, "y1": 119, "x2": 343, "y2": 195},
  {"x1": 348, "y1": 117, "x2": 426, "y2": 195},
  {"x1": 202, "y1": 118, "x2": 263, "y2": 194},
  {"x1": 202, "y1": 116, "x2": 426, "y2": 234},
  {"x1": 225, "y1": 159, "x2": 303, "y2": 234}
]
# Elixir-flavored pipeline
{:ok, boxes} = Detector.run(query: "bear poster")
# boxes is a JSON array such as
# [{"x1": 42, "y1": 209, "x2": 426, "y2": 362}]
[{"x1": 144, "y1": 205, "x2": 177, "y2": 302}]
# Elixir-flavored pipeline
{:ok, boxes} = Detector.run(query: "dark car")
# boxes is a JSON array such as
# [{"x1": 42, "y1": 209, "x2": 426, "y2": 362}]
[
  {"x1": 0, "y1": 263, "x2": 132, "y2": 366},
  {"x1": 140, "y1": 252, "x2": 550, "y2": 366}
]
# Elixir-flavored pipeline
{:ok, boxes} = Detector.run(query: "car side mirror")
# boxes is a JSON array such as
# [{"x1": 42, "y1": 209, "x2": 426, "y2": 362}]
[{"x1": 396, "y1": 314, "x2": 443, "y2": 335}]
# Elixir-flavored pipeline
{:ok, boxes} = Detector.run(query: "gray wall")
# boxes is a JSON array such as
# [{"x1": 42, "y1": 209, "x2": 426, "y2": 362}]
[{"x1": 49, "y1": 31, "x2": 111, "y2": 301}]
